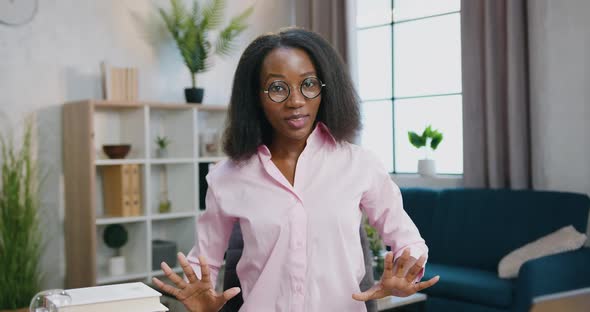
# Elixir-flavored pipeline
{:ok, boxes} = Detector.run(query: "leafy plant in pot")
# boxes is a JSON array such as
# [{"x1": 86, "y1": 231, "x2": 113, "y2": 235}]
[
  {"x1": 0, "y1": 122, "x2": 42, "y2": 311},
  {"x1": 158, "y1": 0, "x2": 253, "y2": 104},
  {"x1": 155, "y1": 136, "x2": 171, "y2": 158},
  {"x1": 408, "y1": 125, "x2": 443, "y2": 177},
  {"x1": 363, "y1": 217, "x2": 385, "y2": 281},
  {"x1": 103, "y1": 224, "x2": 128, "y2": 276}
]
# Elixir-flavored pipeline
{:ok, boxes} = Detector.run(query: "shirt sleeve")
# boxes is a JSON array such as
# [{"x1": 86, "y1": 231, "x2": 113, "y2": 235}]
[
  {"x1": 186, "y1": 182, "x2": 237, "y2": 288},
  {"x1": 359, "y1": 151, "x2": 429, "y2": 282}
]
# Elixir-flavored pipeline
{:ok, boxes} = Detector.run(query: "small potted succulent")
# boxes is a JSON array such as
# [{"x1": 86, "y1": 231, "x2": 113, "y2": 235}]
[
  {"x1": 103, "y1": 224, "x2": 128, "y2": 276},
  {"x1": 408, "y1": 125, "x2": 443, "y2": 177},
  {"x1": 155, "y1": 136, "x2": 171, "y2": 158}
]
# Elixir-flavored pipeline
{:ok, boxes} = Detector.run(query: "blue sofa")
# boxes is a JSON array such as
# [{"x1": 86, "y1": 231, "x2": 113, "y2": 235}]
[{"x1": 401, "y1": 188, "x2": 590, "y2": 312}]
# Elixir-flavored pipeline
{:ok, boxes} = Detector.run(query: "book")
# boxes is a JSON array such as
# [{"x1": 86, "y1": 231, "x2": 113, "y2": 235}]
[
  {"x1": 101, "y1": 164, "x2": 142, "y2": 217},
  {"x1": 101, "y1": 62, "x2": 139, "y2": 101},
  {"x1": 51, "y1": 282, "x2": 168, "y2": 312}
]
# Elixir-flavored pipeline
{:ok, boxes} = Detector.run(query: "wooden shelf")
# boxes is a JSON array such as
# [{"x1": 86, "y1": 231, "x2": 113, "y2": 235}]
[
  {"x1": 85, "y1": 99, "x2": 228, "y2": 111},
  {"x1": 152, "y1": 211, "x2": 196, "y2": 220},
  {"x1": 95, "y1": 159, "x2": 146, "y2": 166},
  {"x1": 150, "y1": 158, "x2": 195, "y2": 165},
  {"x1": 96, "y1": 216, "x2": 148, "y2": 225},
  {"x1": 63, "y1": 99, "x2": 227, "y2": 287}
]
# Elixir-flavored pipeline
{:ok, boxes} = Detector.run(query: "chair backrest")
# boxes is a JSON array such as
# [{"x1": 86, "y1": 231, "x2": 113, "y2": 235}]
[{"x1": 221, "y1": 223, "x2": 377, "y2": 312}]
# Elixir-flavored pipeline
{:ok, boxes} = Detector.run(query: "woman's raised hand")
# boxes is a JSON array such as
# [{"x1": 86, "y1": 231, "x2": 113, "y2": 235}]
[
  {"x1": 352, "y1": 249, "x2": 439, "y2": 301},
  {"x1": 153, "y1": 252, "x2": 241, "y2": 312}
]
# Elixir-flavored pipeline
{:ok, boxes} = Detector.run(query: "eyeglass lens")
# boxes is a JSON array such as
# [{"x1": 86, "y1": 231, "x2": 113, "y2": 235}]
[{"x1": 267, "y1": 77, "x2": 323, "y2": 102}]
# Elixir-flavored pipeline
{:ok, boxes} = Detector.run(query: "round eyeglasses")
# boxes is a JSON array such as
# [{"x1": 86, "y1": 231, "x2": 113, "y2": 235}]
[{"x1": 263, "y1": 77, "x2": 326, "y2": 103}]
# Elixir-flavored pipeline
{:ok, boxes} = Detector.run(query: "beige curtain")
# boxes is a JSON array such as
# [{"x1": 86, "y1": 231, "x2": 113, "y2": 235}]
[
  {"x1": 461, "y1": 0, "x2": 532, "y2": 189},
  {"x1": 295, "y1": 0, "x2": 349, "y2": 63}
]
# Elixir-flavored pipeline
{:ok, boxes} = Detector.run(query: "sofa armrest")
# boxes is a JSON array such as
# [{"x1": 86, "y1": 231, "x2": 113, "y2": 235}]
[{"x1": 512, "y1": 247, "x2": 590, "y2": 312}]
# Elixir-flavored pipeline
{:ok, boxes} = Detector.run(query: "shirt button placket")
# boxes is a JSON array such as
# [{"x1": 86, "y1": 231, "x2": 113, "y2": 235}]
[{"x1": 290, "y1": 198, "x2": 307, "y2": 311}]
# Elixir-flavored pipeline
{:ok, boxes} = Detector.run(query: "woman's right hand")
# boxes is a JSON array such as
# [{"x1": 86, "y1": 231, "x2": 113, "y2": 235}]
[{"x1": 153, "y1": 252, "x2": 241, "y2": 312}]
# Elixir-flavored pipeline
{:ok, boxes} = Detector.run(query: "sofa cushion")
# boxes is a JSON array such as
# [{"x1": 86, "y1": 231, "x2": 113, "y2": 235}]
[
  {"x1": 423, "y1": 263, "x2": 514, "y2": 308},
  {"x1": 498, "y1": 225, "x2": 587, "y2": 278},
  {"x1": 432, "y1": 189, "x2": 590, "y2": 271}
]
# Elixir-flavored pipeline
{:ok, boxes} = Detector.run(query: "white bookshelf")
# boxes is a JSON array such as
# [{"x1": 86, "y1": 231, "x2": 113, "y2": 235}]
[{"x1": 63, "y1": 100, "x2": 227, "y2": 288}]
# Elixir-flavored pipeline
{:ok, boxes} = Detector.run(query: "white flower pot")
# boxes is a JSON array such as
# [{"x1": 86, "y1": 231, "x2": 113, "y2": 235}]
[
  {"x1": 418, "y1": 159, "x2": 436, "y2": 177},
  {"x1": 109, "y1": 256, "x2": 126, "y2": 276},
  {"x1": 156, "y1": 148, "x2": 168, "y2": 158}
]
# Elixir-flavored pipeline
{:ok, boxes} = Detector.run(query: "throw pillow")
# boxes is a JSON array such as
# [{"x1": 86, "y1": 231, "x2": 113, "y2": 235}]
[{"x1": 498, "y1": 225, "x2": 587, "y2": 279}]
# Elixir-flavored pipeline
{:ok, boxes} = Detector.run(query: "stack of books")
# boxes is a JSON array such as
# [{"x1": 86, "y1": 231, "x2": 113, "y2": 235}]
[
  {"x1": 101, "y1": 62, "x2": 139, "y2": 102},
  {"x1": 50, "y1": 282, "x2": 168, "y2": 311},
  {"x1": 101, "y1": 164, "x2": 142, "y2": 217}
]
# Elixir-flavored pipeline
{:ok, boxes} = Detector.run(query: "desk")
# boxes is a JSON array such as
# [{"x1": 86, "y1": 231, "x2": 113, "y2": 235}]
[{"x1": 377, "y1": 293, "x2": 427, "y2": 311}]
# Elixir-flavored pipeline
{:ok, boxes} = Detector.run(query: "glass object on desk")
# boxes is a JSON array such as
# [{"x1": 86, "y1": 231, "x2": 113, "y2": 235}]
[
  {"x1": 200, "y1": 128, "x2": 221, "y2": 157},
  {"x1": 30, "y1": 289, "x2": 71, "y2": 312}
]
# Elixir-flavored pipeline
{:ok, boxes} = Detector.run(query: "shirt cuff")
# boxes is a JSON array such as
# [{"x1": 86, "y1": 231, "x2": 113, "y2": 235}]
[{"x1": 392, "y1": 244, "x2": 428, "y2": 283}]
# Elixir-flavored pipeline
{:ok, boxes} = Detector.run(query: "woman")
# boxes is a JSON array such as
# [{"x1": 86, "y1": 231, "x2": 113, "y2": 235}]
[{"x1": 153, "y1": 28, "x2": 439, "y2": 312}]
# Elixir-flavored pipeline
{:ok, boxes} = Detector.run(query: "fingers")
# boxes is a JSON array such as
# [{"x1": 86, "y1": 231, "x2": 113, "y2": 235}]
[
  {"x1": 352, "y1": 285, "x2": 381, "y2": 302},
  {"x1": 394, "y1": 249, "x2": 411, "y2": 278},
  {"x1": 381, "y1": 252, "x2": 395, "y2": 280},
  {"x1": 413, "y1": 275, "x2": 440, "y2": 292},
  {"x1": 222, "y1": 287, "x2": 241, "y2": 301},
  {"x1": 152, "y1": 277, "x2": 181, "y2": 298},
  {"x1": 405, "y1": 254, "x2": 427, "y2": 283},
  {"x1": 161, "y1": 261, "x2": 187, "y2": 289},
  {"x1": 214, "y1": 287, "x2": 241, "y2": 307},
  {"x1": 178, "y1": 252, "x2": 199, "y2": 284},
  {"x1": 197, "y1": 255, "x2": 211, "y2": 284}
]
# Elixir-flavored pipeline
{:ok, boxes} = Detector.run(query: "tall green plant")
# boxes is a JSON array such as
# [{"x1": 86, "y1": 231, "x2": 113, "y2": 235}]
[
  {"x1": 0, "y1": 123, "x2": 41, "y2": 309},
  {"x1": 159, "y1": 0, "x2": 253, "y2": 88}
]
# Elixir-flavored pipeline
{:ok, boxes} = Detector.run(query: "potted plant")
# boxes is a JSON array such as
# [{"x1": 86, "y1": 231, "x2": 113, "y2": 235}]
[
  {"x1": 0, "y1": 122, "x2": 42, "y2": 312},
  {"x1": 159, "y1": 197, "x2": 172, "y2": 214},
  {"x1": 158, "y1": 162, "x2": 171, "y2": 213},
  {"x1": 155, "y1": 136, "x2": 171, "y2": 158},
  {"x1": 408, "y1": 125, "x2": 443, "y2": 177},
  {"x1": 363, "y1": 218, "x2": 385, "y2": 281},
  {"x1": 103, "y1": 224, "x2": 128, "y2": 276},
  {"x1": 158, "y1": 0, "x2": 253, "y2": 103}
]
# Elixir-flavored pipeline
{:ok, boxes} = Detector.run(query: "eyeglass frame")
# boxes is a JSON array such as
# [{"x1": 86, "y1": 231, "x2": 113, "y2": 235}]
[{"x1": 262, "y1": 77, "x2": 326, "y2": 103}]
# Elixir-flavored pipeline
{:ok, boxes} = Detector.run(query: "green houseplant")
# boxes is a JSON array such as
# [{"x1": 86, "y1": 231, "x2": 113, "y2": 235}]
[
  {"x1": 155, "y1": 135, "x2": 171, "y2": 158},
  {"x1": 408, "y1": 125, "x2": 443, "y2": 177},
  {"x1": 103, "y1": 224, "x2": 128, "y2": 276},
  {"x1": 159, "y1": 0, "x2": 253, "y2": 103},
  {"x1": 0, "y1": 123, "x2": 42, "y2": 311},
  {"x1": 154, "y1": 135, "x2": 172, "y2": 213},
  {"x1": 363, "y1": 218, "x2": 385, "y2": 281}
]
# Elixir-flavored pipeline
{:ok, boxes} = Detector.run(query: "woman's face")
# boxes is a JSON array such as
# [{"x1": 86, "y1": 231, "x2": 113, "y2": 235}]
[{"x1": 259, "y1": 47, "x2": 321, "y2": 143}]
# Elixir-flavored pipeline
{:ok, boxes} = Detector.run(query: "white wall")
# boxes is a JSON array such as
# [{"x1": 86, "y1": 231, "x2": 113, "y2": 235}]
[
  {"x1": 528, "y1": 0, "x2": 590, "y2": 240},
  {"x1": 0, "y1": 0, "x2": 293, "y2": 289}
]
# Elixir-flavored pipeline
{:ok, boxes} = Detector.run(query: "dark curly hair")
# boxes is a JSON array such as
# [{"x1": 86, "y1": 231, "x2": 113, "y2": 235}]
[{"x1": 223, "y1": 27, "x2": 361, "y2": 162}]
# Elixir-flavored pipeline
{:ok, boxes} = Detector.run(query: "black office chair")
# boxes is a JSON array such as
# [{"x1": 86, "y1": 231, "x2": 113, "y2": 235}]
[{"x1": 220, "y1": 223, "x2": 378, "y2": 312}]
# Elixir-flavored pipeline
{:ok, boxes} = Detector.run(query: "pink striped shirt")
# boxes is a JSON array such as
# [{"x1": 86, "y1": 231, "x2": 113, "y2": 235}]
[{"x1": 188, "y1": 123, "x2": 428, "y2": 312}]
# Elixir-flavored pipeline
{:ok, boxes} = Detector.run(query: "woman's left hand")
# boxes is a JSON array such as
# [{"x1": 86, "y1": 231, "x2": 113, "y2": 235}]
[{"x1": 352, "y1": 249, "x2": 440, "y2": 301}]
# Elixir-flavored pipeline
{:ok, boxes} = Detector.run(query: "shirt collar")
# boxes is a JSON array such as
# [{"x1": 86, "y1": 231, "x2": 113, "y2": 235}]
[{"x1": 257, "y1": 122, "x2": 336, "y2": 160}]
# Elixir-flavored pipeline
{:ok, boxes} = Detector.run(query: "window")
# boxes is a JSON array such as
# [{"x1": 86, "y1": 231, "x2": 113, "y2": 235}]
[{"x1": 356, "y1": 0, "x2": 463, "y2": 174}]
